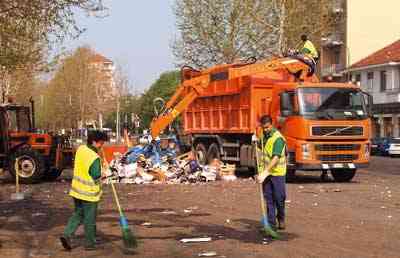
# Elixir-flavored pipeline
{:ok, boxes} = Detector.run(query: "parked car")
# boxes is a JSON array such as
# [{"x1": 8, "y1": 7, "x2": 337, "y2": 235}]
[
  {"x1": 387, "y1": 138, "x2": 400, "y2": 157},
  {"x1": 371, "y1": 137, "x2": 383, "y2": 155},
  {"x1": 371, "y1": 137, "x2": 391, "y2": 155}
]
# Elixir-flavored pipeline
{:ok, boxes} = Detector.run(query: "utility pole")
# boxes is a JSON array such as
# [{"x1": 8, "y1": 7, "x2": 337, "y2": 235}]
[{"x1": 116, "y1": 98, "x2": 120, "y2": 142}]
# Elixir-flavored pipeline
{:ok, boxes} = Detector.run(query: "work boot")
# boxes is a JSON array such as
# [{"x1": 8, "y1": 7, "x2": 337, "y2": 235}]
[
  {"x1": 278, "y1": 219, "x2": 286, "y2": 230},
  {"x1": 60, "y1": 236, "x2": 72, "y2": 251}
]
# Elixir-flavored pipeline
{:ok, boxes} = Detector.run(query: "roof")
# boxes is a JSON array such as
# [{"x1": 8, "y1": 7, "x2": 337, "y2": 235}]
[
  {"x1": 350, "y1": 39, "x2": 400, "y2": 69},
  {"x1": 90, "y1": 53, "x2": 113, "y2": 64}
]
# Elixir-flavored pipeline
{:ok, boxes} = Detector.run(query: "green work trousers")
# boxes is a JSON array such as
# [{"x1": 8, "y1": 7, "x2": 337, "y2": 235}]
[{"x1": 64, "y1": 198, "x2": 98, "y2": 247}]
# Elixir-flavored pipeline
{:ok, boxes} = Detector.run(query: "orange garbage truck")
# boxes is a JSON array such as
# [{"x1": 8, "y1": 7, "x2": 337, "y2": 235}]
[{"x1": 150, "y1": 56, "x2": 372, "y2": 182}]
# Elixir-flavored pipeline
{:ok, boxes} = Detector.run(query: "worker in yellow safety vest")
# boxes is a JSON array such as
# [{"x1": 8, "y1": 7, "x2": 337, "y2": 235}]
[
  {"x1": 300, "y1": 34, "x2": 319, "y2": 62},
  {"x1": 257, "y1": 115, "x2": 287, "y2": 234},
  {"x1": 60, "y1": 130, "x2": 108, "y2": 251}
]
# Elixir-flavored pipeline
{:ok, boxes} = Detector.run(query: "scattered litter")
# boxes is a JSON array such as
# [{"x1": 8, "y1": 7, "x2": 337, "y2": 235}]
[
  {"x1": 313, "y1": 202, "x2": 318, "y2": 207},
  {"x1": 313, "y1": 194, "x2": 318, "y2": 197},
  {"x1": 381, "y1": 206, "x2": 386, "y2": 209},
  {"x1": 141, "y1": 222, "x2": 152, "y2": 226},
  {"x1": 388, "y1": 215, "x2": 392, "y2": 219},
  {"x1": 184, "y1": 209, "x2": 193, "y2": 213},
  {"x1": 333, "y1": 189, "x2": 341, "y2": 192},
  {"x1": 285, "y1": 200, "x2": 291, "y2": 203},
  {"x1": 262, "y1": 238, "x2": 271, "y2": 245},
  {"x1": 161, "y1": 210, "x2": 177, "y2": 215},
  {"x1": 387, "y1": 191, "x2": 392, "y2": 194},
  {"x1": 388, "y1": 195, "x2": 392, "y2": 198},
  {"x1": 225, "y1": 219, "x2": 231, "y2": 223},
  {"x1": 32, "y1": 212, "x2": 46, "y2": 217},
  {"x1": 298, "y1": 186, "x2": 304, "y2": 189},
  {"x1": 102, "y1": 139, "x2": 235, "y2": 185},
  {"x1": 180, "y1": 237, "x2": 212, "y2": 243},
  {"x1": 198, "y1": 251, "x2": 217, "y2": 257}
]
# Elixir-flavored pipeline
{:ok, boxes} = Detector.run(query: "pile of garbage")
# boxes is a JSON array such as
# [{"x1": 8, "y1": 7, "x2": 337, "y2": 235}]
[{"x1": 103, "y1": 138, "x2": 237, "y2": 184}]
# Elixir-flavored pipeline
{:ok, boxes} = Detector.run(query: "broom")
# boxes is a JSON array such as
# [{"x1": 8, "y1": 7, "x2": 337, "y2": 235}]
[
  {"x1": 101, "y1": 149, "x2": 138, "y2": 249},
  {"x1": 254, "y1": 134, "x2": 280, "y2": 240}
]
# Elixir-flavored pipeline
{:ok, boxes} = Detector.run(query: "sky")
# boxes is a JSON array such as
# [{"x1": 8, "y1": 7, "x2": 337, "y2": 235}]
[{"x1": 69, "y1": 1, "x2": 176, "y2": 93}]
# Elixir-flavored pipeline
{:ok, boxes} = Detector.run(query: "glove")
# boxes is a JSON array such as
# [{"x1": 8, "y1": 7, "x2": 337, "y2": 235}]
[{"x1": 251, "y1": 134, "x2": 258, "y2": 143}]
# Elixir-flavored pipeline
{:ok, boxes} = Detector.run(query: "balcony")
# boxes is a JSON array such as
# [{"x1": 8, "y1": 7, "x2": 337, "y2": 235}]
[
  {"x1": 332, "y1": 0, "x2": 344, "y2": 14},
  {"x1": 321, "y1": 33, "x2": 344, "y2": 47},
  {"x1": 321, "y1": 63, "x2": 345, "y2": 77}
]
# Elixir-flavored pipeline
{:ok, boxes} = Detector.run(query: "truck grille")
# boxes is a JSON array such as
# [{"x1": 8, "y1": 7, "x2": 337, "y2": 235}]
[
  {"x1": 315, "y1": 144, "x2": 361, "y2": 151},
  {"x1": 312, "y1": 126, "x2": 363, "y2": 136},
  {"x1": 317, "y1": 154, "x2": 358, "y2": 162}
]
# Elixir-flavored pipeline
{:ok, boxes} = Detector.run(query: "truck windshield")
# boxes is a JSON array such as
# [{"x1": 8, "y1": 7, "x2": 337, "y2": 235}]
[{"x1": 297, "y1": 87, "x2": 368, "y2": 120}]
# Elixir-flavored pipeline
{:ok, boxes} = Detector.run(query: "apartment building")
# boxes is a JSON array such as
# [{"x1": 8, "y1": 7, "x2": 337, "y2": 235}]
[{"x1": 320, "y1": 0, "x2": 400, "y2": 81}]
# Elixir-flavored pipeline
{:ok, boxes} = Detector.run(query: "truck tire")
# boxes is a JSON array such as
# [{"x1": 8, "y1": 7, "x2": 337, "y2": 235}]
[
  {"x1": 286, "y1": 169, "x2": 296, "y2": 182},
  {"x1": 195, "y1": 143, "x2": 207, "y2": 165},
  {"x1": 9, "y1": 148, "x2": 46, "y2": 184},
  {"x1": 330, "y1": 168, "x2": 356, "y2": 182},
  {"x1": 207, "y1": 143, "x2": 221, "y2": 164},
  {"x1": 43, "y1": 168, "x2": 63, "y2": 181}
]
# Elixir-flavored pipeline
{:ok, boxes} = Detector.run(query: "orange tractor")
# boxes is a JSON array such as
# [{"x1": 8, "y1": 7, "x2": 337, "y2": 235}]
[{"x1": 0, "y1": 100, "x2": 74, "y2": 183}]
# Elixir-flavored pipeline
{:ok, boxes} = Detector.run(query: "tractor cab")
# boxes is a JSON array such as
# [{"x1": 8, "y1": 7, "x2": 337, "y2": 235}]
[{"x1": 0, "y1": 103, "x2": 73, "y2": 183}]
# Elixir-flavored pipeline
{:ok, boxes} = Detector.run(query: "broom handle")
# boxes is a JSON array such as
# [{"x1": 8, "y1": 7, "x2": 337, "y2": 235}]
[
  {"x1": 101, "y1": 148, "x2": 124, "y2": 217},
  {"x1": 254, "y1": 132, "x2": 268, "y2": 218},
  {"x1": 14, "y1": 158, "x2": 20, "y2": 193},
  {"x1": 110, "y1": 182, "x2": 124, "y2": 217}
]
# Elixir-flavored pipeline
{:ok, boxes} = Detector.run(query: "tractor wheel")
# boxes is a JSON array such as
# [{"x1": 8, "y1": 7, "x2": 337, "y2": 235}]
[
  {"x1": 9, "y1": 148, "x2": 46, "y2": 184},
  {"x1": 43, "y1": 168, "x2": 63, "y2": 181}
]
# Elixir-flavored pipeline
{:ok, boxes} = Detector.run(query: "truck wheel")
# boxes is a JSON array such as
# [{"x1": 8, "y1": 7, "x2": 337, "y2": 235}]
[
  {"x1": 9, "y1": 148, "x2": 45, "y2": 184},
  {"x1": 43, "y1": 168, "x2": 63, "y2": 181},
  {"x1": 195, "y1": 143, "x2": 207, "y2": 165},
  {"x1": 330, "y1": 168, "x2": 356, "y2": 182},
  {"x1": 286, "y1": 169, "x2": 296, "y2": 182},
  {"x1": 207, "y1": 143, "x2": 220, "y2": 164}
]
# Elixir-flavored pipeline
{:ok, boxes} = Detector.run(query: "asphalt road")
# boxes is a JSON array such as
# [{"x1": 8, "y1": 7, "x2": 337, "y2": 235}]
[{"x1": 0, "y1": 156, "x2": 399, "y2": 258}]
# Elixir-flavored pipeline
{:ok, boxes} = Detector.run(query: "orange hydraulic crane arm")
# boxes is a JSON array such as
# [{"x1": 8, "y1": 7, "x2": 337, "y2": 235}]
[{"x1": 150, "y1": 57, "x2": 312, "y2": 138}]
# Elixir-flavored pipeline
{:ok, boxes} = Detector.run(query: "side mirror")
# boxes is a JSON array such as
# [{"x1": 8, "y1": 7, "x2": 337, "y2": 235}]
[{"x1": 280, "y1": 92, "x2": 294, "y2": 117}]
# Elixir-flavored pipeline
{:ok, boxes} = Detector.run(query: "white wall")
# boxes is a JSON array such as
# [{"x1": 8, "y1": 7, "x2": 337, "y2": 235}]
[{"x1": 351, "y1": 65, "x2": 400, "y2": 104}]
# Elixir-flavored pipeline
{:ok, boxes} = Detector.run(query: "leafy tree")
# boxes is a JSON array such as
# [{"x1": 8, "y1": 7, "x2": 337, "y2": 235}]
[
  {"x1": 0, "y1": 0, "x2": 108, "y2": 71},
  {"x1": 42, "y1": 46, "x2": 116, "y2": 131}
]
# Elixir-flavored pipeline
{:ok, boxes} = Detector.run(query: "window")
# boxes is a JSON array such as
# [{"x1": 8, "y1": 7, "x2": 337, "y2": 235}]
[
  {"x1": 355, "y1": 74, "x2": 361, "y2": 86},
  {"x1": 380, "y1": 70, "x2": 387, "y2": 92},
  {"x1": 367, "y1": 72, "x2": 374, "y2": 91}
]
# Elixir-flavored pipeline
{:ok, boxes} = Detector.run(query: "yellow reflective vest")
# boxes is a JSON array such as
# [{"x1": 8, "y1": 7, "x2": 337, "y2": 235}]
[
  {"x1": 69, "y1": 145, "x2": 102, "y2": 202},
  {"x1": 302, "y1": 40, "x2": 319, "y2": 59},
  {"x1": 258, "y1": 130, "x2": 287, "y2": 176}
]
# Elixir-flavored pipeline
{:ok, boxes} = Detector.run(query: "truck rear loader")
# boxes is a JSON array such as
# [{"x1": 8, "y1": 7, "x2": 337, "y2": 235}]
[{"x1": 150, "y1": 56, "x2": 372, "y2": 182}]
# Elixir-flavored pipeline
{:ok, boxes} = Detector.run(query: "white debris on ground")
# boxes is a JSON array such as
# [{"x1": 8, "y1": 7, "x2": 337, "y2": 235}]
[{"x1": 102, "y1": 140, "x2": 237, "y2": 185}]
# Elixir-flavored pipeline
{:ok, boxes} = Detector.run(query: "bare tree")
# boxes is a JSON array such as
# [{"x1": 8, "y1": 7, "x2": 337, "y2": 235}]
[
  {"x1": 172, "y1": 0, "x2": 282, "y2": 68},
  {"x1": 172, "y1": 0, "x2": 340, "y2": 68}
]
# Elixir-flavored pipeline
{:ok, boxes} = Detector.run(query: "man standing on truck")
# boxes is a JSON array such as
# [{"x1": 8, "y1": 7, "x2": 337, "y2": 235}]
[
  {"x1": 60, "y1": 130, "x2": 108, "y2": 251},
  {"x1": 300, "y1": 34, "x2": 319, "y2": 62},
  {"x1": 257, "y1": 115, "x2": 287, "y2": 233}
]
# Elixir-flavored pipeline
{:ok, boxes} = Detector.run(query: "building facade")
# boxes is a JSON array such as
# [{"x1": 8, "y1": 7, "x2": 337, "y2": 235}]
[
  {"x1": 348, "y1": 40, "x2": 400, "y2": 138},
  {"x1": 320, "y1": 0, "x2": 400, "y2": 82}
]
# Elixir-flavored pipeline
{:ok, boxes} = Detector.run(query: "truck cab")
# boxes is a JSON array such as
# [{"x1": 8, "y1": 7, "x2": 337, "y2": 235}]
[{"x1": 277, "y1": 83, "x2": 372, "y2": 181}]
